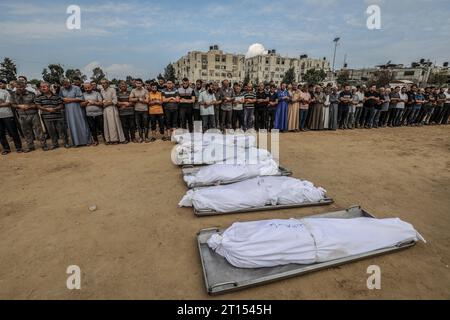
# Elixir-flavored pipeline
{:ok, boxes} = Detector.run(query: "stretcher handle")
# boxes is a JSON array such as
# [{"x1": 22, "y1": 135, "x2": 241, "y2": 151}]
[
  {"x1": 199, "y1": 227, "x2": 221, "y2": 233},
  {"x1": 210, "y1": 281, "x2": 238, "y2": 290}
]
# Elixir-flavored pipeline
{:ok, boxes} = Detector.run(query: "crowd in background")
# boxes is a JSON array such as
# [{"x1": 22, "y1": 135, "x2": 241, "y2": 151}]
[{"x1": 0, "y1": 75, "x2": 449, "y2": 156}]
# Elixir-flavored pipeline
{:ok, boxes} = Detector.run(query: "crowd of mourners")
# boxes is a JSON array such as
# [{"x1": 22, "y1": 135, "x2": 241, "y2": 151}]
[{"x1": 0, "y1": 75, "x2": 449, "y2": 155}]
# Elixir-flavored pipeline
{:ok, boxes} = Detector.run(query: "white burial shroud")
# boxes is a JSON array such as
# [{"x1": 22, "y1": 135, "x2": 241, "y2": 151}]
[
  {"x1": 183, "y1": 160, "x2": 280, "y2": 187},
  {"x1": 173, "y1": 132, "x2": 257, "y2": 148},
  {"x1": 178, "y1": 176, "x2": 327, "y2": 213},
  {"x1": 174, "y1": 144, "x2": 273, "y2": 165},
  {"x1": 207, "y1": 217, "x2": 425, "y2": 268}
]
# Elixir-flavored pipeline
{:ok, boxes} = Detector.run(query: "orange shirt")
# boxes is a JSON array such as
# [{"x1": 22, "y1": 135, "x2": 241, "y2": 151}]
[{"x1": 148, "y1": 91, "x2": 164, "y2": 115}]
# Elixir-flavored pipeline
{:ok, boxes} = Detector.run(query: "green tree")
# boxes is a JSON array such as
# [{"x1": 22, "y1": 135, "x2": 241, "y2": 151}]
[
  {"x1": 65, "y1": 69, "x2": 87, "y2": 82},
  {"x1": 0, "y1": 57, "x2": 17, "y2": 82},
  {"x1": 243, "y1": 72, "x2": 250, "y2": 85},
  {"x1": 29, "y1": 79, "x2": 41, "y2": 87},
  {"x1": 163, "y1": 64, "x2": 176, "y2": 82},
  {"x1": 428, "y1": 71, "x2": 448, "y2": 86},
  {"x1": 110, "y1": 78, "x2": 119, "y2": 87},
  {"x1": 91, "y1": 67, "x2": 105, "y2": 82},
  {"x1": 42, "y1": 64, "x2": 65, "y2": 84},
  {"x1": 126, "y1": 75, "x2": 134, "y2": 86},
  {"x1": 282, "y1": 67, "x2": 295, "y2": 84},
  {"x1": 369, "y1": 70, "x2": 395, "y2": 87},
  {"x1": 303, "y1": 68, "x2": 326, "y2": 86},
  {"x1": 336, "y1": 70, "x2": 350, "y2": 86}
]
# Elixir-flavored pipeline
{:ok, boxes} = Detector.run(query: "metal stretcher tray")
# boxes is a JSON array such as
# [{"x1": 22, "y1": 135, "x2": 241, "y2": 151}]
[
  {"x1": 181, "y1": 165, "x2": 293, "y2": 188},
  {"x1": 197, "y1": 206, "x2": 416, "y2": 295},
  {"x1": 194, "y1": 197, "x2": 334, "y2": 216}
]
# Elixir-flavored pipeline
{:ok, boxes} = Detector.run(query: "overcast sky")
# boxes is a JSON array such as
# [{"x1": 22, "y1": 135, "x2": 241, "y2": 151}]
[{"x1": 0, "y1": 0, "x2": 449, "y2": 80}]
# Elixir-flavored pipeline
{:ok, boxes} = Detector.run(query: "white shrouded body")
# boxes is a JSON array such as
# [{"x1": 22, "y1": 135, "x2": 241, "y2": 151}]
[
  {"x1": 207, "y1": 217, "x2": 424, "y2": 268},
  {"x1": 183, "y1": 160, "x2": 280, "y2": 187},
  {"x1": 179, "y1": 176, "x2": 327, "y2": 212}
]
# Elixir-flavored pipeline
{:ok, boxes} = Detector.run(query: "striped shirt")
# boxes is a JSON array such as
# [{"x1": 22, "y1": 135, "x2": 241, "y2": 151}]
[
  {"x1": 162, "y1": 89, "x2": 179, "y2": 111},
  {"x1": 117, "y1": 90, "x2": 134, "y2": 116},
  {"x1": 243, "y1": 91, "x2": 256, "y2": 108},
  {"x1": 34, "y1": 93, "x2": 64, "y2": 120},
  {"x1": 178, "y1": 87, "x2": 195, "y2": 108}
]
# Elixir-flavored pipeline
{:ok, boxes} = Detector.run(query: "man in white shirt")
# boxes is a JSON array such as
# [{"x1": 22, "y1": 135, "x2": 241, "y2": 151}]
[
  {"x1": 198, "y1": 83, "x2": 217, "y2": 131},
  {"x1": 0, "y1": 79, "x2": 23, "y2": 154},
  {"x1": 441, "y1": 87, "x2": 450, "y2": 124}
]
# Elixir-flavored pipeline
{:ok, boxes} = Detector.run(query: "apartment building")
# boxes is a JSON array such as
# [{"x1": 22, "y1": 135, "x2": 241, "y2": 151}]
[{"x1": 173, "y1": 45, "x2": 245, "y2": 83}]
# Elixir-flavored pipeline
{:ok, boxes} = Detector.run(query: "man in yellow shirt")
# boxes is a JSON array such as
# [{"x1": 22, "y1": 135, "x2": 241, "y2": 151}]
[{"x1": 147, "y1": 82, "x2": 167, "y2": 141}]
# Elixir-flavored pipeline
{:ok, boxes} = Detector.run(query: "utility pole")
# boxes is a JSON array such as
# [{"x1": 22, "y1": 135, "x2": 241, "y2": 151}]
[
  {"x1": 332, "y1": 37, "x2": 340, "y2": 81},
  {"x1": 332, "y1": 37, "x2": 340, "y2": 72}
]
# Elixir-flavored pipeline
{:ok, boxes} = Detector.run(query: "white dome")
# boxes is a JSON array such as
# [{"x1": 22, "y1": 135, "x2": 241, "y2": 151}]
[{"x1": 245, "y1": 43, "x2": 268, "y2": 59}]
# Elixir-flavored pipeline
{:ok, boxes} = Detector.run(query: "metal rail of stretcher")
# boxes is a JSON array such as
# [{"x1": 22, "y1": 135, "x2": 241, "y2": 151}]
[
  {"x1": 181, "y1": 165, "x2": 293, "y2": 188},
  {"x1": 197, "y1": 206, "x2": 417, "y2": 295},
  {"x1": 194, "y1": 197, "x2": 334, "y2": 216}
]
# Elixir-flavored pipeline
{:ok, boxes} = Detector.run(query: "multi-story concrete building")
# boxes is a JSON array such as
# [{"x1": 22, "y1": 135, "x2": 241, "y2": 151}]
[
  {"x1": 173, "y1": 46, "x2": 330, "y2": 84},
  {"x1": 338, "y1": 63, "x2": 440, "y2": 86},
  {"x1": 173, "y1": 45, "x2": 245, "y2": 83},
  {"x1": 245, "y1": 50, "x2": 330, "y2": 84}
]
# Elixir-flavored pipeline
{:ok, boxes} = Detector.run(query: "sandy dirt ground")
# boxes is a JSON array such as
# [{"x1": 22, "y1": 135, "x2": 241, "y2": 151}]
[{"x1": 0, "y1": 125, "x2": 449, "y2": 300}]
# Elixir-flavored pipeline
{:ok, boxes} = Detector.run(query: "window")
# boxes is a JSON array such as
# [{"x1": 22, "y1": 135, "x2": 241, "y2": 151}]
[
  {"x1": 281, "y1": 59, "x2": 285, "y2": 65},
  {"x1": 276, "y1": 59, "x2": 280, "y2": 65},
  {"x1": 202, "y1": 65, "x2": 207, "y2": 70},
  {"x1": 202, "y1": 55, "x2": 207, "y2": 64},
  {"x1": 266, "y1": 59, "x2": 269, "y2": 64},
  {"x1": 221, "y1": 65, "x2": 226, "y2": 70},
  {"x1": 222, "y1": 56, "x2": 226, "y2": 63},
  {"x1": 233, "y1": 57, "x2": 238, "y2": 64},
  {"x1": 404, "y1": 71, "x2": 415, "y2": 76},
  {"x1": 215, "y1": 65, "x2": 220, "y2": 70},
  {"x1": 215, "y1": 55, "x2": 220, "y2": 62}
]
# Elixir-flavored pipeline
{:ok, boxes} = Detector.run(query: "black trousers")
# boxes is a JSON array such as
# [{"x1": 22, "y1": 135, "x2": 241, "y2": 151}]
[
  {"x1": 401, "y1": 107, "x2": 413, "y2": 125},
  {"x1": 255, "y1": 107, "x2": 267, "y2": 130},
  {"x1": 179, "y1": 106, "x2": 193, "y2": 132},
  {"x1": 149, "y1": 114, "x2": 165, "y2": 134},
  {"x1": 267, "y1": 108, "x2": 277, "y2": 131},
  {"x1": 135, "y1": 111, "x2": 149, "y2": 137},
  {"x1": 439, "y1": 104, "x2": 450, "y2": 124},
  {"x1": 387, "y1": 108, "x2": 397, "y2": 126},
  {"x1": 43, "y1": 117, "x2": 69, "y2": 146},
  {"x1": 193, "y1": 108, "x2": 201, "y2": 121},
  {"x1": 231, "y1": 110, "x2": 244, "y2": 130},
  {"x1": 337, "y1": 106, "x2": 349, "y2": 128},
  {"x1": 431, "y1": 106, "x2": 442, "y2": 124},
  {"x1": 379, "y1": 110, "x2": 389, "y2": 126},
  {"x1": 220, "y1": 109, "x2": 233, "y2": 130},
  {"x1": 86, "y1": 115, "x2": 104, "y2": 143},
  {"x1": 120, "y1": 114, "x2": 136, "y2": 142},
  {"x1": 0, "y1": 116, "x2": 22, "y2": 151}
]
